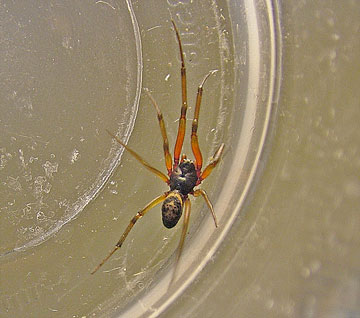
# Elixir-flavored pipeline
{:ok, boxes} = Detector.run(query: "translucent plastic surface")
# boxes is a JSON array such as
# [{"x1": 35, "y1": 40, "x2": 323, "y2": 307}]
[
  {"x1": 1, "y1": 0, "x2": 359, "y2": 318},
  {"x1": 1, "y1": 0, "x2": 272, "y2": 316},
  {"x1": 0, "y1": 0, "x2": 141, "y2": 256}
]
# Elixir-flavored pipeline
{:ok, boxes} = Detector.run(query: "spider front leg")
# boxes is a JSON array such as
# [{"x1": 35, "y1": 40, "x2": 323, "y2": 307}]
[
  {"x1": 172, "y1": 20, "x2": 188, "y2": 167},
  {"x1": 91, "y1": 193, "x2": 167, "y2": 274},
  {"x1": 191, "y1": 70, "x2": 218, "y2": 176}
]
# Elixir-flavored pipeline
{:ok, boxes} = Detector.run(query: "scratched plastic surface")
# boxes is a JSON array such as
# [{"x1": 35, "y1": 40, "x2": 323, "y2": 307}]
[
  {"x1": 1, "y1": 1, "x2": 360, "y2": 318},
  {"x1": 0, "y1": 0, "x2": 142, "y2": 315},
  {"x1": 0, "y1": 1, "x2": 238, "y2": 316},
  {"x1": 0, "y1": 0, "x2": 141, "y2": 258}
]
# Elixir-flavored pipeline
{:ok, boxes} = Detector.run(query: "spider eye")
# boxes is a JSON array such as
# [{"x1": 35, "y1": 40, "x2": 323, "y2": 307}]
[{"x1": 162, "y1": 192, "x2": 183, "y2": 228}]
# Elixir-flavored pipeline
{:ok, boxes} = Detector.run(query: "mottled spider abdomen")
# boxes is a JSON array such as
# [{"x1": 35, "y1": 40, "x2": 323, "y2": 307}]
[
  {"x1": 169, "y1": 160, "x2": 198, "y2": 195},
  {"x1": 162, "y1": 191, "x2": 183, "y2": 228}
]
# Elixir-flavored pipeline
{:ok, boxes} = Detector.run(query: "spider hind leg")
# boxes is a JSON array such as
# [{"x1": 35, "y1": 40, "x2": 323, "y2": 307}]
[
  {"x1": 91, "y1": 193, "x2": 167, "y2": 274},
  {"x1": 169, "y1": 197, "x2": 191, "y2": 288}
]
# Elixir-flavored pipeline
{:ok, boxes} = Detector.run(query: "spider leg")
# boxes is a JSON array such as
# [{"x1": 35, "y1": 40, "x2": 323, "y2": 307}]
[
  {"x1": 171, "y1": 20, "x2": 188, "y2": 168},
  {"x1": 106, "y1": 130, "x2": 169, "y2": 184},
  {"x1": 199, "y1": 143, "x2": 225, "y2": 182},
  {"x1": 191, "y1": 70, "x2": 218, "y2": 176},
  {"x1": 193, "y1": 189, "x2": 218, "y2": 227},
  {"x1": 144, "y1": 88, "x2": 172, "y2": 175},
  {"x1": 169, "y1": 197, "x2": 191, "y2": 288},
  {"x1": 91, "y1": 193, "x2": 167, "y2": 274}
]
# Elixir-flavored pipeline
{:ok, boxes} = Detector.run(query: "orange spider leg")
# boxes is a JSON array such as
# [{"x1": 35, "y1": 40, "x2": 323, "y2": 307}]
[
  {"x1": 91, "y1": 193, "x2": 167, "y2": 274},
  {"x1": 192, "y1": 188, "x2": 218, "y2": 227},
  {"x1": 144, "y1": 88, "x2": 173, "y2": 175},
  {"x1": 199, "y1": 143, "x2": 225, "y2": 182},
  {"x1": 106, "y1": 130, "x2": 169, "y2": 184},
  {"x1": 169, "y1": 197, "x2": 191, "y2": 288},
  {"x1": 172, "y1": 20, "x2": 188, "y2": 167},
  {"x1": 191, "y1": 70, "x2": 218, "y2": 175}
]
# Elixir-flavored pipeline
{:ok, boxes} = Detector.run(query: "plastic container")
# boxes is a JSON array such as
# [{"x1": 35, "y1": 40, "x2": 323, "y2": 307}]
[{"x1": 1, "y1": 1, "x2": 359, "y2": 317}]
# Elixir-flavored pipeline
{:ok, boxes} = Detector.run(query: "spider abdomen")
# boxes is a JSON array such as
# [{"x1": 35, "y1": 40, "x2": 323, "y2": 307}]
[
  {"x1": 162, "y1": 191, "x2": 184, "y2": 228},
  {"x1": 169, "y1": 160, "x2": 198, "y2": 195}
]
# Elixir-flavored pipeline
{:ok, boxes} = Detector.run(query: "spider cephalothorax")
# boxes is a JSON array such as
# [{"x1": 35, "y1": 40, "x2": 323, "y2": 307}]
[
  {"x1": 92, "y1": 20, "x2": 224, "y2": 289},
  {"x1": 169, "y1": 160, "x2": 198, "y2": 195}
]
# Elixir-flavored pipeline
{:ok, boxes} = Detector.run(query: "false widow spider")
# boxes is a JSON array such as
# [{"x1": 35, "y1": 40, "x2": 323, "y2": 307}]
[{"x1": 91, "y1": 20, "x2": 224, "y2": 287}]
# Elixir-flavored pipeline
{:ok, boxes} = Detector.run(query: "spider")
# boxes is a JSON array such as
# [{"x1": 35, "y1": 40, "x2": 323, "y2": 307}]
[{"x1": 91, "y1": 20, "x2": 224, "y2": 287}]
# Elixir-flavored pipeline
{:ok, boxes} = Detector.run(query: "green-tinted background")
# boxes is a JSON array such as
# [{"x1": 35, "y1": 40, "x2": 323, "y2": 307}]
[{"x1": 1, "y1": 0, "x2": 359, "y2": 317}]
